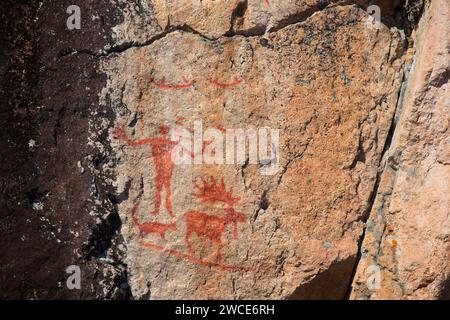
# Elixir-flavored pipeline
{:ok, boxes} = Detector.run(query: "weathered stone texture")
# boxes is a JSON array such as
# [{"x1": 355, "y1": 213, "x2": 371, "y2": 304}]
[
  {"x1": 350, "y1": 0, "x2": 449, "y2": 300},
  {"x1": 2, "y1": 0, "x2": 447, "y2": 300},
  {"x1": 100, "y1": 3, "x2": 405, "y2": 299}
]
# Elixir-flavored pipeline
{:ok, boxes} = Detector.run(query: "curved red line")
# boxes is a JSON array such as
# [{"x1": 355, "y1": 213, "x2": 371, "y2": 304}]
[
  {"x1": 140, "y1": 240, "x2": 273, "y2": 272},
  {"x1": 151, "y1": 78, "x2": 195, "y2": 90},
  {"x1": 209, "y1": 78, "x2": 243, "y2": 89}
]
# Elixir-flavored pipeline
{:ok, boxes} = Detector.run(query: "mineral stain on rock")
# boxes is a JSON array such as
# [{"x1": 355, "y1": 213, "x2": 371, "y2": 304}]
[{"x1": 1, "y1": 0, "x2": 448, "y2": 300}]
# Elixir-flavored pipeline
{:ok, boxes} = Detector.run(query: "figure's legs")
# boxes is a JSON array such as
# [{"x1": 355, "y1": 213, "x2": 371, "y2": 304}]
[
  {"x1": 150, "y1": 180, "x2": 162, "y2": 216},
  {"x1": 152, "y1": 162, "x2": 173, "y2": 216},
  {"x1": 164, "y1": 180, "x2": 174, "y2": 217},
  {"x1": 215, "y1": 241, "x2": 223, "y2": 262},
  {"x1": 185, "y1": 233, "x2": 194, "y2": 256}
]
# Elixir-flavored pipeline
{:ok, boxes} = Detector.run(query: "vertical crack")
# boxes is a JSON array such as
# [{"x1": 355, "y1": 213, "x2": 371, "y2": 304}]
[{"x1": 344, "y1": 65, "x2": 411, "y2": 299}]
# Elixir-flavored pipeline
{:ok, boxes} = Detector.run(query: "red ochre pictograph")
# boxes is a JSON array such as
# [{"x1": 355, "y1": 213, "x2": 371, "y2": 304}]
[
  {"x1": 150, "y1": 76, "x2": 195, "y2": 90},
  {"x1": 149, "y1": 75, "x2": 243, "y2": 91},
  {"x1": 113, "y1": 124, "x2": 180, "y2": 217},
  {"x1": 131, "y1": 200, "x2": 177, "y2": 240},
  {"x1": 185, "y1": 177, "x2": 246, "y2": 262},
  {"x1": 208, "y1": 77, "x2": 243, "y2": 89},
  {"x1": 129, "y1": 175, "x2": 265, "y2": 272},
  {"x1": 139, "y1": 240, "x2": 259, "y2": 272},
  {"x1": 113, "y1": 123, "x2": 275, "y2": 272},
  {"x1": 113, "y1": 121, "x2": 212, "y2": 217}
]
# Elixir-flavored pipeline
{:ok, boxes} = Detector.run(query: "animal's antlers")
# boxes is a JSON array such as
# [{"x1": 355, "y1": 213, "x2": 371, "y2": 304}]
[{"x1": 192, "y1": 176, "x2": 240, "y2": 205}]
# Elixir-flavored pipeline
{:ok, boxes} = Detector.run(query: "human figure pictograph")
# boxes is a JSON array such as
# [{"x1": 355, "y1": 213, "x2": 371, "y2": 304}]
[
  {"x1": 113, "y1": 121, "x2": 214, "y2": 218},
  {"x1": 113, "y1": 124, "x2": 178, "y2": 217}
]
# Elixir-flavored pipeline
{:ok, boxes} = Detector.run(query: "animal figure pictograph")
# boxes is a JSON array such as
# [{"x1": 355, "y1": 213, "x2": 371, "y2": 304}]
[
  {"x1": 113, "y1": 124, "x2": 178, "y2": 217},
  {"x1": 184, "y1": 177, "x2": 246, "y2": 262},
  {"x1": 131, "y1": 200, "x2": 177, "y2": 241},
  {"x1": 116, "y1": 122, "x2": 257, "y2": 270},
  {"x1": 133, "y1": 174, "x2": 272, "y2": 272}
]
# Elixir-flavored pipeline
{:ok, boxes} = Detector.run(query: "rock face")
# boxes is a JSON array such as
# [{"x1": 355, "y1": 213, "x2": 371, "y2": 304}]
[
  {"x1": 0, "y1": 0, "x2": 448, "y2": 300},
  {"x1": 350, "y1": 0, "x2": 450, "y2": 300},
  {"x1": 101, "y1": 4, "x2": 405, "y2": 299}
]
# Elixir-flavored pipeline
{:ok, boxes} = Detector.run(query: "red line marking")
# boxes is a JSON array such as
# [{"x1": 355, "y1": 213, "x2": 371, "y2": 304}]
[
  {"x1": 151, "y1": 76, "x2": 195, "y2": 90},
  {"x1": 131, "y1": 200, "x2": 177, "y2": 240},
  {"x1": 264, "y1": 0, "x2": 270, "y2": 6},
  {"x1": 134, "y1": 177, "x2": 275, "y2": 273},
  {"x1": 140, "y1": 239, "x2": 262, "y2": 272},
  {"x1": 209, "y1": 77, "x2": 243, "y2": 89},
  {"x1": 216, "y1": 125, "x2": 226, "y2": 133}
]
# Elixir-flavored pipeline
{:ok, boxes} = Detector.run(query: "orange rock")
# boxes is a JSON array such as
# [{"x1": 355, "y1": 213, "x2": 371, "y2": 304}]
[{"x1": 350, "y1": 0, "x2": 449, "y2": 300}]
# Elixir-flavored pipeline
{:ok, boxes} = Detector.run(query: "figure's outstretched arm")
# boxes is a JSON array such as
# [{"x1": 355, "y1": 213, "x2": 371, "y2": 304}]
[{"x1": 112, "y1": 126, "x2": 153, "y2": 147}]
